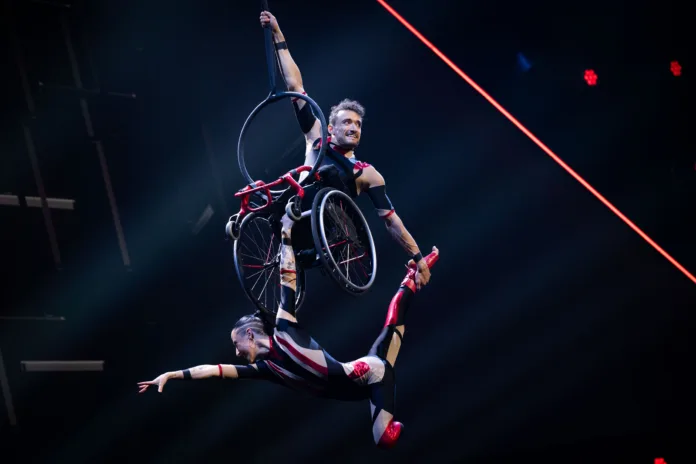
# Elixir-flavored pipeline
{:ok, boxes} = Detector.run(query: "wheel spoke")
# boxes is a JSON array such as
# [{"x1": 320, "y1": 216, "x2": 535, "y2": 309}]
[
  {"x1": 236, "y1": 214, "x2": 304, "y2": 315},
  {"x1": 319, "y1": 190, "x2": 375, "y2": 292}
]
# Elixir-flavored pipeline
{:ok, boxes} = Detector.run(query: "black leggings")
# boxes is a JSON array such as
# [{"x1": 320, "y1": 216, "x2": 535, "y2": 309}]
[{"x1": 366, "y1": 284, "x2": 414, "y2": 444}]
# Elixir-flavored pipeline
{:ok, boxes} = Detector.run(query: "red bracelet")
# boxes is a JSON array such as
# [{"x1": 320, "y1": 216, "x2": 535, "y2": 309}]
[{"x1": 218, "y1": 364, "x2": 223, "y2": 378}]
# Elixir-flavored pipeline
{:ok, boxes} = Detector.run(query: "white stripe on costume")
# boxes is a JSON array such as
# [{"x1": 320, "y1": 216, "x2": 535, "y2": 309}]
[
  {"x1": 341, "y1": 356, "x2": 385, "y2": 385},
  {"x1": 274, "y1": 331, "x2": 328, "y2": 378},
  {"x1": 266, "y1": 361, "x2": 305, "y2": 382},
  {"x1": 276, "y1": 308, "x2": 297, "y2": 323},
  {"x1": 372, "y1": 409, "x2": 394, "y2": 444}
]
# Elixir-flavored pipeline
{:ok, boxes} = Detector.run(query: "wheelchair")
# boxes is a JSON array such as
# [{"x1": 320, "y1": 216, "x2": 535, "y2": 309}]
[
  {"x1": 225, "y1": 94, "x2": 379, "y2": 318},
  {"x1": 226, "y1": 163, "x2": 377, "y2": 318},
  {"x1": 225, "y1": 8, "x2": 378, "y2": 319}
]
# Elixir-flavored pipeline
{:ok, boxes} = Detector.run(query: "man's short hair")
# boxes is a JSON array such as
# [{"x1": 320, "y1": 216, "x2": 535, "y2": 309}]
[{"x1": 329, "y1": 98, "x2": 366, "y2": 126}]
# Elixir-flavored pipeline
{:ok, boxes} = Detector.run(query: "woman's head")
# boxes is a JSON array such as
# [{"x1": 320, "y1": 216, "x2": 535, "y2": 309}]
[{"x1": 231, "y1": 313, "x2": 272, "y2": 363}]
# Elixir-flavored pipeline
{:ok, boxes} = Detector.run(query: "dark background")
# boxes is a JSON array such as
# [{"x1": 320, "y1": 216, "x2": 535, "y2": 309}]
[{"x1": 1, "y1": 0, "x2": 693, "y2": 462}]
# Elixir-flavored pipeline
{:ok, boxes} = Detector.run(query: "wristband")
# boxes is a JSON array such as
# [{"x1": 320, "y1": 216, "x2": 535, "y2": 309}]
[
  {"x1": 182, "y1": 369, "x2": 192, "y2": 380},
  {"x1": 412, "y1": 252, "x2": 423, "y2": 263},
  {"x1": 218, "y1": 364, "x2": 223, "y2": 379},
  {"x1": 274, "y1": 41, "x2": 288, "y2": 51}
]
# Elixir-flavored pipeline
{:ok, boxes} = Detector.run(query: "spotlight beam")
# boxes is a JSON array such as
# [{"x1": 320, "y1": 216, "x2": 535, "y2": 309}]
[{"x1": 376, "y1": 0, "x2": 696, "y2": 285}]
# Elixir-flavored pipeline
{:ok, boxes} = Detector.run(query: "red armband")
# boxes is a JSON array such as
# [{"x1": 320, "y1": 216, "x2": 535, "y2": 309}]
[
  {"x1": 381, "y1": 210, "x2": 395, "y2": 220},
  {"x1": 290, "y1": 90, "x2": 307, "y2": 103}
]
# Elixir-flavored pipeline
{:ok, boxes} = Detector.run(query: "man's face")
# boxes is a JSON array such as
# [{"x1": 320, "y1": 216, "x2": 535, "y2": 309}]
[
  {"x1": 329, "y1": 109, "x2": 362, "y2": 149},
  {"x1": 231, "y1": 328, "x2": 259, "y2": 363}
]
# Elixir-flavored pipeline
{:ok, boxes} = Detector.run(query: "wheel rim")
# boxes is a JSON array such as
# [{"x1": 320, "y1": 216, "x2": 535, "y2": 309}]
[
  {"x1": 237, "y1": 91, "x2": 328, "y2": 195},
  {"x1": 234, "y1": 213, "x2": 304, "y2": 315},
  {"x1": 318, "y1": 190, "x2": 377, "y2": 292}
]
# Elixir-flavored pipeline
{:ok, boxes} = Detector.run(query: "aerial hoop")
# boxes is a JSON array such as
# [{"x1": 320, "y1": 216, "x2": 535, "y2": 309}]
[{"x1": 237, "y1": 0, "x2": 328, "y2": 190}]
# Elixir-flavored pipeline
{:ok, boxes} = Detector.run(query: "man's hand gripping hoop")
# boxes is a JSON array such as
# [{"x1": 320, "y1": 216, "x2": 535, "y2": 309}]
[
  {"x1": 228, "y1": 1, "x2": 377, "y2": 307},
  {"x1": 226, "y1": 0, "x2": 329, "y2": 240},
  {"x1": 237, "y1": 0, "x2": 328, "y2": 189}
]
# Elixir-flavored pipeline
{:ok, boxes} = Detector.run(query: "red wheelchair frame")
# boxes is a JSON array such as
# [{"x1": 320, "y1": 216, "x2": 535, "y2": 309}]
[
  {"x1": 227, "y1": 161, "x2": 378, "y2": 315},
  {"x1": 235, "y1": 165, "x2": 313, "y2": 214},
  {"x1": 226, "y1": 165, "x2": 320, "y2": 239}
]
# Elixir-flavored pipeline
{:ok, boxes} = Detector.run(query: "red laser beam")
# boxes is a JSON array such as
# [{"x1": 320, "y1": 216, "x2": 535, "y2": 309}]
[{"x1": 376, "y1": 0, "x2": 696, "y2": 285}]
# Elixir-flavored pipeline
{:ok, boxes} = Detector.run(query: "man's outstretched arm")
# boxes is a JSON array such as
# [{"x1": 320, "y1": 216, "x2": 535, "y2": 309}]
[
  {"x1": 260, "y1": 10, "x2": 321, "y2": 143},
  {"x1": 358, "y1": 166, "x2": 432, "y2": 289}
]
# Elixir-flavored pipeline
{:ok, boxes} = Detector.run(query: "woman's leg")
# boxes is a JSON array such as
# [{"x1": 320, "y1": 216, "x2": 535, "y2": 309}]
[{"x1": 367, "y1": 248, "x2": 439, "y2": 448}]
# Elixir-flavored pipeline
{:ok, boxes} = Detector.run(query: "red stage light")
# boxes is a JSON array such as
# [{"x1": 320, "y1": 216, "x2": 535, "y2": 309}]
[
  {"x1": 377, "y1": 0, "x2": 696, "y2": 285},
  {"x1": 584, "y1": 69, "x2": 598, "y2": 86},
  {"x1": 670, "y1": 61, "x2": 682, "y2": 77}
]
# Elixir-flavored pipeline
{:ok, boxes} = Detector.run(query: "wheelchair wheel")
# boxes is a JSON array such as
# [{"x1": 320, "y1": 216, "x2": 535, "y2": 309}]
[
  {"x1": 311, "y1": 188, "x2": 377, "y2": 295},
  {"x1": 234, "y1": 212, "x2": 306, "y2": 317},
  {"x1": 237, "y1": 91, "x2": 328, "y2": 195}
]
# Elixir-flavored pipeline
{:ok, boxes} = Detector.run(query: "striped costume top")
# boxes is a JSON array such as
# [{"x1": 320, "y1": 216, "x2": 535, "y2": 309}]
[{"x1": 234, "y1": 309, "x2": 385, "y2": 401}]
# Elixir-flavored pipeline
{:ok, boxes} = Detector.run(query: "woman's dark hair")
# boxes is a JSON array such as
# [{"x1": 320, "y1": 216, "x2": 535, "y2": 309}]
[{"x1": 233, "y1": 311, "x2": 275, "y2": 336}]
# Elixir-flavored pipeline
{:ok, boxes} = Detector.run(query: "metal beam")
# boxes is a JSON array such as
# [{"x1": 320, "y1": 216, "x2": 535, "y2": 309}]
[
  {"x1": 37, "y1": 81, "x2": 137, "y2": 100},
  {"x1": 0, "y1": 195, "x2": 20, "y2": 207},
  {"x1": 0, "y1": 315, "x2": 66, "y2": 321},
  {"x1": 6, "y1": 0, "x2": 63, "y2": 270},
  {"x1": 60, "y1": 13, "x2": 131, "y2": 268},
  {"x1": 0, "y1": 347, "x2": 17, "y2": 426},
  {"x1": 25, "y1": 197, "x2": 75, "y2": 210},
  {"x1": 0, "y1": 195, "x2": 76, "y2": 210},
  {"x1": 21, "y1": 361, "x2": 104, "y2": 372}
]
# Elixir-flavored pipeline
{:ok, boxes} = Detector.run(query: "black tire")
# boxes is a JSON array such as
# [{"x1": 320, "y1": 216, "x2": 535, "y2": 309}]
[
  {"x1": 311, "y1": 188, "x2": 377, "y2": 295},
  {"x1": 234, "y1": 212, "x2": 306, "y2": 317}
]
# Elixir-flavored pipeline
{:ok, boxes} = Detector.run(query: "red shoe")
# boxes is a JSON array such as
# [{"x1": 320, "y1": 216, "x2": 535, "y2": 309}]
[{"x1": 377, "y1": 420, "x2": 403, "y2": 449}]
